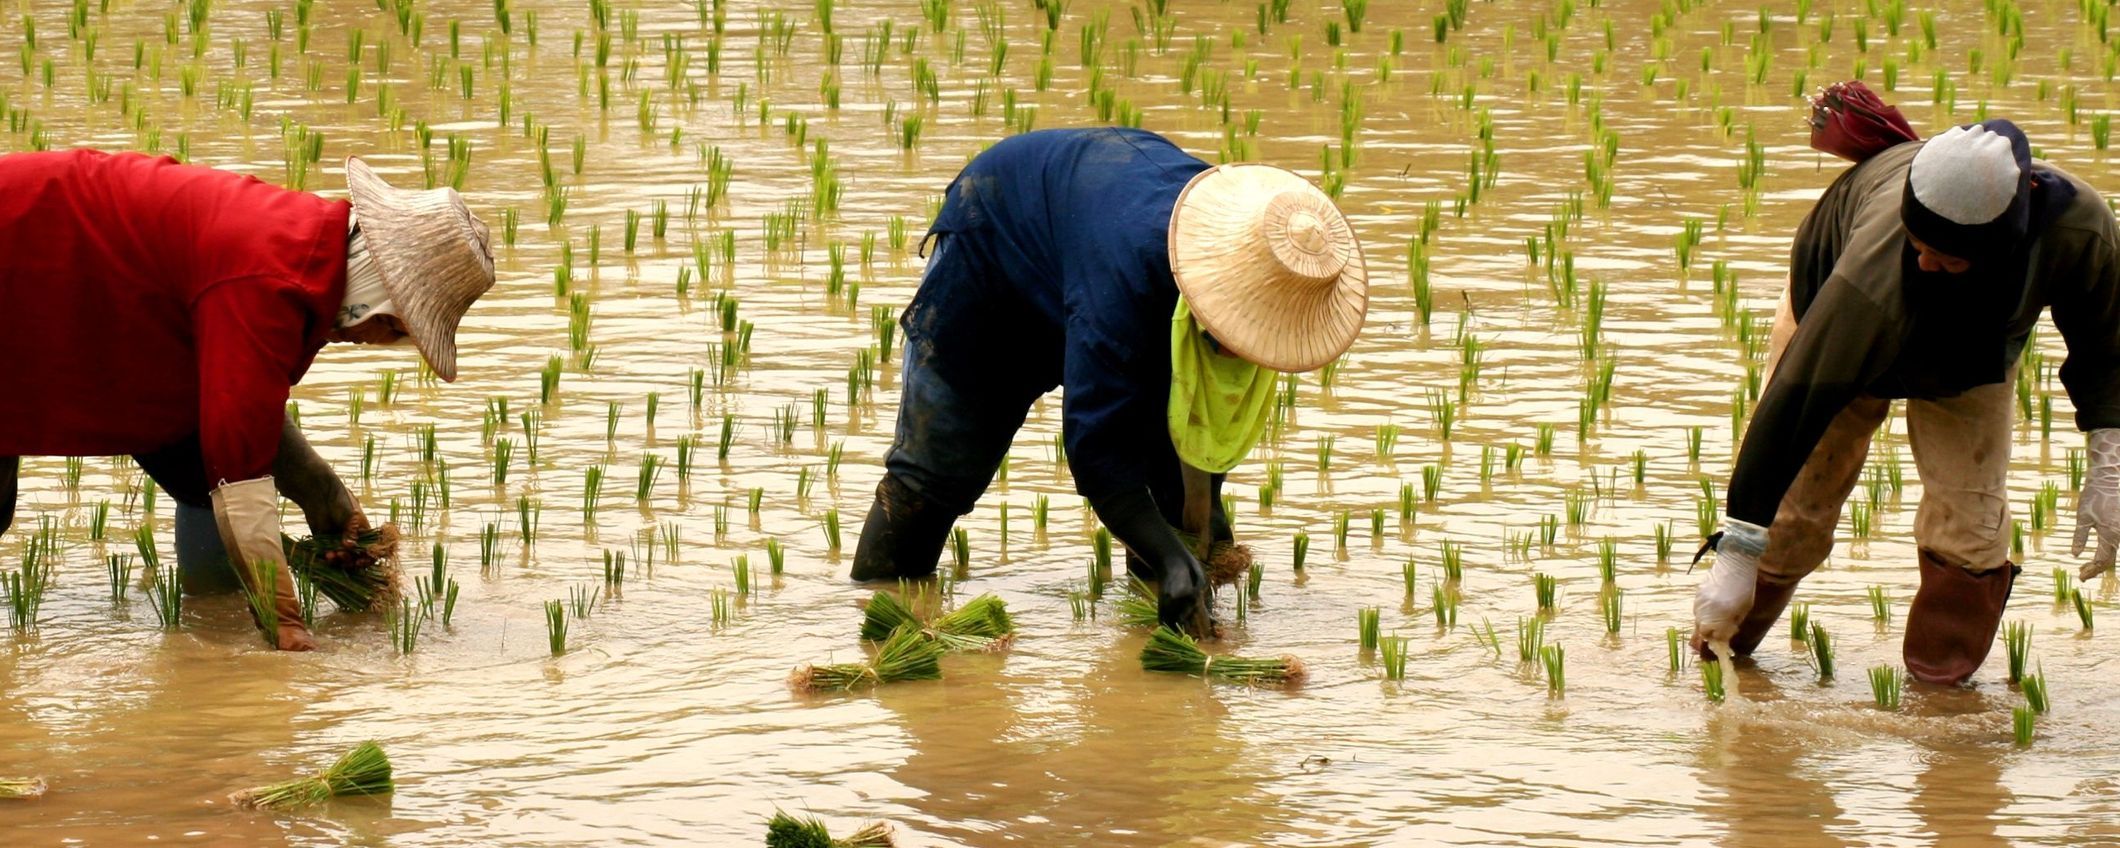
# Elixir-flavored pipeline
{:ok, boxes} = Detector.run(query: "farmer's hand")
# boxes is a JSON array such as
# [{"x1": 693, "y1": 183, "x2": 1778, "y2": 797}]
[
  {"x1": 2073, "y1": 429, "x2": 2120, "y2": 581},
  {"x1": 1692, "y1": 518, "x2": 1769, "y2": 653},
  {"x1": 1091, "y1": 487, "x2": 1214, "y2": 636}
]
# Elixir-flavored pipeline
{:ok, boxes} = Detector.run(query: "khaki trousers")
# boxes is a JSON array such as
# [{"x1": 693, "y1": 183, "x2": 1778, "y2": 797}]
[{"x1": 1754, "y1": 288, "x2": 2014, "y2": 585}]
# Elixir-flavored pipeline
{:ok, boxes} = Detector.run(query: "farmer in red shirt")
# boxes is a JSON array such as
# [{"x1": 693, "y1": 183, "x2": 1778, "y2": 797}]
[{"x1": 0, "y1": 150, "x2": 494, "y2": 651}]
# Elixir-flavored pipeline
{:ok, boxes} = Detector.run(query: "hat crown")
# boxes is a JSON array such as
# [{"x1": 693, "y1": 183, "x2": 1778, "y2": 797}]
[{"x1": 1260, "y1": 190, "x2": 1347, "y2": 285}]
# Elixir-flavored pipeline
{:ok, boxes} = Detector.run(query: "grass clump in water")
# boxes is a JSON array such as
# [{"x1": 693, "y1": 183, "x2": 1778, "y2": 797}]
[
  {"x1": 1701, "y1": 657, "x2": 1727, "y2": 703},
  {"x1": 231, "y1": 741, "x2": 393, "y2": 810},
  {"x1": 1140, "y1": 625, "x2": 1304, "y2": 686},
  {"x1": 790, "y1": 627, "x2": 944, "y2": 692},
  {"x1": 764, "y1": 810, "x2": 896, "y2": 847}
]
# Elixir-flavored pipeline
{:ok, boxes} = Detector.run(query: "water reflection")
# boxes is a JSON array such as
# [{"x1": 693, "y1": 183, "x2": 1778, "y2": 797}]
[{"x1": 879, "y1": 641, "x2": 1280, "y2": 846}]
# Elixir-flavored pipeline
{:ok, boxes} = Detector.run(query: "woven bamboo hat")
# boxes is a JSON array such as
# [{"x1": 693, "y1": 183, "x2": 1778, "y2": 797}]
[
  {"x1": 1168, "y1": 164, "x2": 1367, "y2": 373},
  {"x1": 344, "y1": 156, "x2": 495, "y2": 382}
]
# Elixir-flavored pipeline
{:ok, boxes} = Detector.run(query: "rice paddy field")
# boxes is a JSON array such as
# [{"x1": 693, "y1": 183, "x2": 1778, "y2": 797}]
[{"x1": 6, "y1": 0, "x2": 2120, "y2": 844}]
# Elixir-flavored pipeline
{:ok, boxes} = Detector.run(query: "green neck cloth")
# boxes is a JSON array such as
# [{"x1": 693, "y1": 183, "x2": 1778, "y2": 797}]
[{"x1": 1168, "y1": 296, "x2": 1277, "y2": 474}]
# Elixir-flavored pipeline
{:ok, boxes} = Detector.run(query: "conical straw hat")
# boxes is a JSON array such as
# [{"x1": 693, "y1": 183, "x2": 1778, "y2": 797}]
[
  {"x1": 1168, "y1": 164, "x2": 1367, "y2": 373},
  {"x1": 344, "y1": 156, "x2": 495, "y2": 382}
]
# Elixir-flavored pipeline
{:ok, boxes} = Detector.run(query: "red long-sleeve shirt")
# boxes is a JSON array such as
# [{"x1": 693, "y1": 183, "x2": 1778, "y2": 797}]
[{"x1": 0, "y1": 150, "x2": 348, "y2": 485}]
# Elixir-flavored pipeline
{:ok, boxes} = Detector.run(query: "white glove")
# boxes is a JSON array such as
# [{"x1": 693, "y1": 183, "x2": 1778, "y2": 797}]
[
  {"x1": 211, "y1": 477, "x2": 315, "y2": 651},
  {"x1": 2074, "y1": 429, "x2": 2120, "y2": 581},
  {"x1": 1693, "y1": 518, "x2": 1767, "y2": 648}
]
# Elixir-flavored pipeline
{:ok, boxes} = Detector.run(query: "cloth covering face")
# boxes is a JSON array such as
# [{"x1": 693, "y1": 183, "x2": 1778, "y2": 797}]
[
  {"x1": 0, "y1": 149, "x2": 350, "y2": 484},
  {"x1": 1168, "y1": 296, "x2": 1276, "y2": 473},
  {"x1": 337, "y1": 216, "x2": 399, "y2": 331},
  {"x1": 1726, "y1": 140, "x2": 2120, "y2": 527},
  {"x1": 906, "y1": 127, "x2": 1212, "y2": 502}
]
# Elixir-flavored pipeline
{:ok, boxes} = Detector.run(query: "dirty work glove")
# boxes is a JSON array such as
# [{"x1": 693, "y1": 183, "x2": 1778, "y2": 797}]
[
  {"x1": 1692, "y1": 518, "x2": 1768, "y2": 652},
  {"x1": 1091, "y1": 487, "x2": 1212, "y2": 636},
  {"x1": 2074, "y1": 429, "x2": 2120, "y2": 581},
  {"x1": 211, "y1": 477, "x2": 317, "y2": 652}
]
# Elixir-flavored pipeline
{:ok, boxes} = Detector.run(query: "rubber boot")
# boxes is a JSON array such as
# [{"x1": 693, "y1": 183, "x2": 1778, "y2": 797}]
[
  {"x1": 849, "y1": 475, "x2": 958, "y2": 582},
  {"x1": 174, "y1": 501, "x2": 245, "y2": 595},
  {"x1": 1729, "y1": 576, "x2": 1803, "y2": 656},
  {"x1": 0, "y1": 456, "x2": 17, "y2": 536},
  {"x1": 1903, "y1": 552, "x2": 2019, "y2": 686}
]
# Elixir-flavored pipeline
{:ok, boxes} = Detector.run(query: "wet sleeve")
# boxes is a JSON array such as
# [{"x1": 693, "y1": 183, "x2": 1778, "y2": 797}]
[
  {"x1": 1060, "y1": 283, "x2": 1165, "y2": 504},
  {"x1": 1725, "y1": 278, "x2": 1904, "y2": 527},
  {"x1": 2050, "y1": 230, "x2": 2120, "y2": 431},
  {"x1": 193, "y1": 277, "x2": 310, "y2": 487}
]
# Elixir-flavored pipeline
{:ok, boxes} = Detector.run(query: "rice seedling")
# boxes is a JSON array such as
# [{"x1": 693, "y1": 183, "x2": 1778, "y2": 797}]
[
  {"x1": 1599, "y1": 588, "x2": 1623, "y2": 635},
  {"x1": 230, "y1": 742, "x2": 393, "y2": 810},
  {"x1": 385, "y1": 599, "x2": 421, "y2": 654},
  {"x1": 1867, "y1": 586, "x2": 1890, "y2": 623},
  {"x1": 1666, "y1": 627, "x2": 1685, "y2": 673},
  {"x1": 2005, "y1": 621, "x2": 2033, "y2": 683},
  {"x1": 1292, "y1": 531, "x2": 1309, "y2": 571},
  {"x1": 1140, "y1": 625, "x2": 1304, "y2": 686},
  {"x1": 2073, "y1": 588, "x2": 2094, "y2": 630},
  {"x1": 1789, "y1": 602, "x2": 1813, "y2": 645},
  {"x1": 1516, "y1": 616, "x2": 1545, "y2": 663},
  {"x1": 1378, "y1": 633, "x2": 1409, "y2": 680},
  {"x1": 105, "y1": 554, "x2": 132, "y2": 605},
  {"x1": 1596, "y1": 538, "x2": 1617, "y2": 584},
  {"x1": 1401, "y1": 559, "x2": 1418, "y2": 597},
  {"x1": 1432, "y1": 583, "x2": 1459, "y2": 629},
  {"x1": 1807, "y1": 621, "x2": 1834, "y2": 680},
  {"x1": 1868, "y1": 665, "x2": 1904, "y2": 710},
  {"x1": 2022, "y1": 665, "x2": 2050, "y2": 714},
  {"x1": 1247, "y1": 561, "x2": 1263, "y2": 601},
  {"x1": 1440, "y1": 540, "x2": 1463, "y2": 582},
  {"x1": 147, "y1": 564, "x2": 182, "y2": 630},
  {"x1": 0, "y1": 777, "x2": 47, "y2": 799},
  {"x1": 1701, "y1": 656, "x2": 1727, "y2": 703},
  {"x1": 821, "y1": 509, "x2": 843, "y2": 553},
  {"x1": 1540, "y1": 644, "x2": 1565, "y2": 696},
  {"x1": 569, "y1": 584, "x2": 598, "y2": 619},
  {"x1": 2014, "y1": 704, "x2": 2036, "y2": 746},
  {"x1": 790, "y1": 626, "x2": 945, "y2": 692},
  {"x1": 763, "y1": 811, "x2": 896, "y2": 848},
  {"x1": 2054, "y1": 567, "x2": 2072, "y2": 602},
  {"x1": 1357, "y1": 606, "x2": 1380, "y2": 651},
  {"x1": 545, "y1": 598, "x2": 568, "y2": 655},
  {"x1": 1533, "y1": 573, "x2": 1557, "y2": 611}
]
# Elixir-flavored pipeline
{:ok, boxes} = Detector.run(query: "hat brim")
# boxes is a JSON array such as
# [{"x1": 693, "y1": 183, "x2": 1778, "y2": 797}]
[
  {"x1": 345, "y1": 156, "x2": 491, "y2": 382},
  {"x1": 1168, "y1": 164, "x2": 1368, "y2": 373}
]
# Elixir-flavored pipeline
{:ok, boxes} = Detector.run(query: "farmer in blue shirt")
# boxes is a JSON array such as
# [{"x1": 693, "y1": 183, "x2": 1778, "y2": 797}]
[{"x1": 852, "y1": 128, "x2": 1369, "y2": 631}]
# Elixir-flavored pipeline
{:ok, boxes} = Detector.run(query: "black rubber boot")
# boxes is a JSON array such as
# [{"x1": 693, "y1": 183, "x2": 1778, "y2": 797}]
[{"x1": 849, "y1": 475, "x2": 958, "y2": 582}]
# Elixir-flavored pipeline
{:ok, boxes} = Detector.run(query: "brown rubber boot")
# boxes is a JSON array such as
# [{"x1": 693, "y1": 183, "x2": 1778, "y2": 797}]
[
  {"x1": 1903, "y1": 551, "x2": 2019, "y2": 686},
  {"x1": 849, "y1": 475, "x2": 957, "y2": 582}
]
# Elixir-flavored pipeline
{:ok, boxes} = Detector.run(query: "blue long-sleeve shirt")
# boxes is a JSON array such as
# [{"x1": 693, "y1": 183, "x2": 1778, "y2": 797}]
[{"x1": 903, "y1": 127, "x2": 1211, "y2": 502}]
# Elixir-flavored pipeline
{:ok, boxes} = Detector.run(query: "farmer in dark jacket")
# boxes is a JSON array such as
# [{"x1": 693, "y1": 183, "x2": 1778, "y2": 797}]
[
  {"x1": 0, "y1": 150, "x2": 495, "y2": 650},
  {"x1": 1694, "y1": 120, "x2": 2120, "y2": 685},
  {"x1": 852, "y1": 128, "x2": 1369, "y2": 629}
]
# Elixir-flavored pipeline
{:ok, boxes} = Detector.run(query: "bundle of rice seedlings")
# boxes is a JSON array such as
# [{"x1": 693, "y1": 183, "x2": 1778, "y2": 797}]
[
  {"x1": 790, "y1": 627, "x2": 944, "y2": 692},
  {"x1": 858, "y1": 590, "x2": 1014, "y2": 652},
  {"x1": 764, "y1": 810, "x2": 896, "y2": 847},
  {"x1": 230, "y1": 741, "x2": 394, "y2": 810},
  {"x1": 283, "y1": 525, "x2": 403, "y2": 612},
  {"x1": 0, "y1": 777, "x2": 46, "y2": 799},
  {"x1": 1199, "y1": 540, "x2": 1253, "y2": 586},
  {"x1": 1139, "y1": 625, "x2": 1304, "y2": 686}
]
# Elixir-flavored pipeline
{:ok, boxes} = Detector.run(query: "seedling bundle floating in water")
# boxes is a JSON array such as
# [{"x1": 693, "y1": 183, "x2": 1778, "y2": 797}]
[
  {"x1": 230, "y1": 741, "x2": 394, "y2": 811},
  {"x1": 0, "y1": 777, "x2": 46, "y2": 799},
  {"x1": 764, "y1": 810, "x2": 896, "y2": 848},
  {"x1": 1139, "y1": 626, "x2": 1304, "y2": 687},
  {"x1": 790, "y1": 627, "x2": 944, "y2": 693},
  {"x1": 858, "y1": 590, "x2": 1014, "y2": 652}
]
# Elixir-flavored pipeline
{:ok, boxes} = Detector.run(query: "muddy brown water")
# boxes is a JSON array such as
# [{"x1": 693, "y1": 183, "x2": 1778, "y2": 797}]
[{"x1": 5, "y1": 0, "x2": 2120, "y2": 845}]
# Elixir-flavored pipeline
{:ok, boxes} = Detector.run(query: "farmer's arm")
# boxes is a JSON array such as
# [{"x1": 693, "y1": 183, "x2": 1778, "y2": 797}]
[
  {"x1": 1061, "y1": 313, "x2": 1191, "y2": 565},
  {"x1": 2048, "y1": 229, "x2": 2120, "y2": 431},
  {"x1": 1726, "y1": 278, "x2": 1904, "y2": 527},
  {"x1": 272, "y1": 415, "x2": 367, "y2": 537}
]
